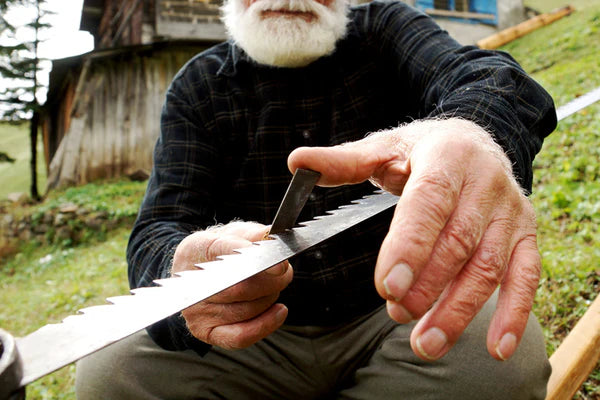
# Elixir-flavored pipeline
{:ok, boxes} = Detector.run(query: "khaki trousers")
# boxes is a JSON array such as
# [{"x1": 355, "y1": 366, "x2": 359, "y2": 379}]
[{"x1": 76, "y1": 294, "x2": 550, "y2": 400}]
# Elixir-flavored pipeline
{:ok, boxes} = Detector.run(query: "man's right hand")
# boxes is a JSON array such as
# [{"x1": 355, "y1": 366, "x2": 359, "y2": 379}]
[{"x1": 172, "y1": 221, "x2": 293, "y2": 350}]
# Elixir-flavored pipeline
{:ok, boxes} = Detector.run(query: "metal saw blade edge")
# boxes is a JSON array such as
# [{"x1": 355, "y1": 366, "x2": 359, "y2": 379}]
[{"x1": 15, "y1": 190, "x2": 399, "y2": 387}]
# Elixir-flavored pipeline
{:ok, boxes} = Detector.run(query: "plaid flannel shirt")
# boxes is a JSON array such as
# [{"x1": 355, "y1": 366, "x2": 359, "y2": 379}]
[{"x1": 127, "y1": 0, "x2": 556, "y2": 355}]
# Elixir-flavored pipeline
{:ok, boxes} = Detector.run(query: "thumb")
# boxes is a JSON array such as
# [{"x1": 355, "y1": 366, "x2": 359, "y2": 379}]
[{"x1": 288, "y1": 134, "x2": 409, "y2": 189}]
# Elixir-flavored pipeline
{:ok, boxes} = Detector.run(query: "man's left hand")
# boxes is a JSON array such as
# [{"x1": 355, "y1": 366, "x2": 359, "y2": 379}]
[{"x1": 288, "y1": 118, "x2": 541, "y2": 362}]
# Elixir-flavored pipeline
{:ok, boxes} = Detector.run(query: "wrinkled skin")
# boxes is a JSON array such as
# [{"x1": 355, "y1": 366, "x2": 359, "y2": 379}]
[
  {"x1": 173, "y1": 118, "x2": 541, "y2": 362},
  {"x1": 287, "y1": 118, "x2": 541, "y2": 362},
  {"x1": 172, "y1": 221, "x2": 293, "y2": 350}
]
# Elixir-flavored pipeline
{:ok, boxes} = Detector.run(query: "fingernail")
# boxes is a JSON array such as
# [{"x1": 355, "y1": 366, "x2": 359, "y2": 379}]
[
  {"x1": 275, "y1": 305, "x2": 288, "y2": 323},
  {"x1": 383, "y1": 263, "x2": 413, "y2": 301},
  {"x1": 495, "y1": 333, "x2": 517, "y2": 361},
  {"x1": 416, "y1": 327, "x2": 448, "y2": 360},
  {"x1": 386, "y1": 300, "x2": 413, "y2": 324}
]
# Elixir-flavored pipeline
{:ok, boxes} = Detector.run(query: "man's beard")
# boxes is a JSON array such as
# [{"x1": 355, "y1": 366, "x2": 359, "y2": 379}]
[{"x1": 221, "y1": 0, "x2": 349, "y2": 68}]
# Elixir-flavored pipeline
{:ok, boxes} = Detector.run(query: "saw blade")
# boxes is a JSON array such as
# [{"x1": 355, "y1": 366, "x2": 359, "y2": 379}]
[
  {"x1": 556, "y1": 86, "x2": 600, "y2": 121},
  {"x1": 14, "y1": 190, "x2": 399, "y2": 389}
]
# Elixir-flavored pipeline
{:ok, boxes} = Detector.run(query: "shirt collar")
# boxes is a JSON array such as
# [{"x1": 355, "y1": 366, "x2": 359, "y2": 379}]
[{"x1": 217, "y1": 40, "x2": 254, "y2": 77}]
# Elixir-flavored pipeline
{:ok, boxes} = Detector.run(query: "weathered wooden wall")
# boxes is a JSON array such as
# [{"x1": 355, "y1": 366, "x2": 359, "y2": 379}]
[
  {"x1": 95, "y1": 0, "x2": 152, "y2": 48},
  {"x1": 45, "y1": 44, "x2": 210, "y2": 189},
  {"x1": 156, "y1": 0, "x2": 226, "y2": 40}
]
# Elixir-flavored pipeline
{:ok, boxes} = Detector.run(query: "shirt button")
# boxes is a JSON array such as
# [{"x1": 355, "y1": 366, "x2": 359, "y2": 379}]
[
  {"x1": 309, "y1": 193, "x2": 317, "y2": 201},
  {"x1": 302, "y1": 130, "x2": 311, "y2": 139},
  {"x1": 314, "y1": 251, "x2": 323, "y2": 259}
]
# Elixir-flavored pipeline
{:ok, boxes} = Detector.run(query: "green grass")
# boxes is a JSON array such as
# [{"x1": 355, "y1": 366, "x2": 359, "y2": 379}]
[
  {"x1": 513, "y1": 0, "x2": 600, "y2": 398},
  {"x1": 1, "y1": 2, "x2": 600, "y2": 398},
  {"x1": 0, "y1": 178, "x2": 146, "y2": 399},
  {"x1": 0, "y1": 176, "x2": 146, "y2": 398},
  {"x1": 0, "y1": 227, "x2": 132, "y2": 399},
  {"x1": 0, "y1": 121, "x2": 47, "y2": 200}
]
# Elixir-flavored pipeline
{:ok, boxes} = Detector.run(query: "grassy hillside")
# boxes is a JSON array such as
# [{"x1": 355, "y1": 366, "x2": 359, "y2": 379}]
[
  {"x1": 1, "y1": 1, "x2": 599, "y2": 398},
  {"x1": 0, "y1": 181, "x2": 146, "y2": 399},
  {"x1": 508, "y1": 0, "x2": 600, "y2": 397},
  {"x1": 0, "y1": 122, "x2": 47, "y2": 199}
]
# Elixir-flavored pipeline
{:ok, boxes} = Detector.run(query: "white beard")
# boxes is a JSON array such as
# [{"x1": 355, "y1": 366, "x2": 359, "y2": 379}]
[{"x1": 221, "y1": 0, "x2": 350, "y2": 68}]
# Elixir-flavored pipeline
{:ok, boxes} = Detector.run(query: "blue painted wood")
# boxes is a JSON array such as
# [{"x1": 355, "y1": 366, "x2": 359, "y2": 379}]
[{"x1": 415, "y1": 0, "x2": 498, "y2": 25}]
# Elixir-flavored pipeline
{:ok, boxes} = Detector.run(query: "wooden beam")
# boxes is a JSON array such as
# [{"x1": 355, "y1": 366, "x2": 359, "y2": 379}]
[
  {"x1": 477, "y1": 6, "x2": 575, "y2": 50},
  {"x1": 70, "y1": 58, "x2": 92, "y2": 118},
  {"x1": 546, "y1": 294, "x2": 600, "y2": 400},
  {"x1": 424, "y1": 9, "x2": 496, "y2": 21}
]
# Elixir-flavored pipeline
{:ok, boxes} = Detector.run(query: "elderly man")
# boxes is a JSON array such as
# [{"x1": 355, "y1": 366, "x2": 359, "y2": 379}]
[{"x1": 76, "y1": 0, "x2": 557, "y2": 398}]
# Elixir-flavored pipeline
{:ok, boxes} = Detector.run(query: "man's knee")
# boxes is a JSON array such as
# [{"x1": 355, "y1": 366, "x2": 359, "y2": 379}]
[
  {"x1": 344, "y1": 295, "x2": 550, "y2": 400},
  {"x1": 435, "y1": 295, "x2": 551, "y2": 399},
  {"x1": 76, "y1": 330, "x2": 173, "y2": 400}
]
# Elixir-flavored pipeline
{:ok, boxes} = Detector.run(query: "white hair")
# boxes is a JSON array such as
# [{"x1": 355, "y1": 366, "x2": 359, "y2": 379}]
[{"x1": 221, "y1": 0, "x2": 350, "y2": 67}]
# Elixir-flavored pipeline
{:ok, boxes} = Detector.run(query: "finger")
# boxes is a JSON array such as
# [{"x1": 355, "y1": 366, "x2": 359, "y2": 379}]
[
  {"x1": 487, "y1": 234, "x2": 540, "y2": 360},
  {"x1": 397, "y1": 166, "x2": 505, "y2": 318},
  {"x1": 205, "y1": 235, "x2": 254, "y2": 261},
  {"x1": 184, "y1": 292, "x2": 280, "y2": 331},
  {"x1": 206, "y1": 303, "x2": 288, "y2": 350},
  {"x1": 264, "y1": 260, "x2": 292, "y2": 276},
  {"x1": 374, "y1": 163, "x2": 463, "y2": 304},
  {"x1": 287, "y1": 138, "x2": 408, "y2": 188},
  {"x1": 209, "y1": 262, "x2": 293, "y2": 303},
  {"x1": 213, "y1": 223, "x2": 289, "y2": 276},
  {"x1": 397, "y1": 204, "x2": 491, "y2": 319},
  {"x1": 408, "y1": 218, "x2": 514, "y2": 360},
  {"x1": 217, "y1": 221, "x2": 269, "y2": 242}
]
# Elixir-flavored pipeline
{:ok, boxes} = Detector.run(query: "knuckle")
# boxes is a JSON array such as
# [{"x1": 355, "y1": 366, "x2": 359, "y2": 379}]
[
  {"x1": 204, "y1": 235, "x2": 227, "y2": 261},
  {"x1": 221, "y1": 280, "x2": 250, "y2": 300},
  {"x1": 439, "y1": 216, "x2": 481, "y2": 265},
  {"x1": 446, "y1": 296, "x2": 472, "y2": 317},
  {"x1": 174, "y1": 232, "x2": 213, "y2": 266},
  {"x1": 444, "y1": 295, "x2": 480, "y2": 326},
  {"x1": 411, "y1": 173, "x2": 459, "y2": 219},
  {"x1": 185, "y1": 319, "x2": 212, "y2": 342},
  {"x1": 468, "y1": 248, "x2": 506, "y2": 287},
  {"x1": 513, "y1": 248, "x2": 542, "y2": 285}
]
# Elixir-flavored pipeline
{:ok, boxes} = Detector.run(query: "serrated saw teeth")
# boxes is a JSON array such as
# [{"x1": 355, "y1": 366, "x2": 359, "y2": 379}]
[{"x1": 12, "y1": 190, "x2": 399, "y2": 390}]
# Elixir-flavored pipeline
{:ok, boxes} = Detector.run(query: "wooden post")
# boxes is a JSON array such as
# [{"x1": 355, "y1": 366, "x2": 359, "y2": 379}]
[
  {"x1": 477, "y1": 6, "x2": 575, "y2": 50},
  {"x1": 546, "y1": 294, "x2": 600, "y2": 400}
]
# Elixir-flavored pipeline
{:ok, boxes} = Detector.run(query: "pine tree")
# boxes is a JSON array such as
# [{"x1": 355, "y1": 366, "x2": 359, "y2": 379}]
[{"x1": 0, "y1": 0, "x2": 52, "y2": 200}]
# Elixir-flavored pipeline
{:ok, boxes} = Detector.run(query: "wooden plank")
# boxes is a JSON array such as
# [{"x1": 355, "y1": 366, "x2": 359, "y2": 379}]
[
  {"x1": 424, "y1": 8, "x2": 496, "y2": 21},
  {"x1": 546, "y1": 294, "x2": 600, "y2": 400},
  {"x1": 71, "y1": 59, "x2": 92, "y2": 118},
  {"x1": 477, "y1": 6, "x2": 575, "y2": 50},
  {"x1": 57, "y1": 116, "x2": 86, "y2": 187}
]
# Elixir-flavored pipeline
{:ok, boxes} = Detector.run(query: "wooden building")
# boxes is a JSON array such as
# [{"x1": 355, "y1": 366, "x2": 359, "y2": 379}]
[
  {"x1": 413, "y1": 0, "x2": 525, "y2": 28},
  {"x1": 43, "y1": 0, "x2": 525, "y2": 189},
  {"x1": 42, "y1": 0, "x2": 222, "y2": 188}
]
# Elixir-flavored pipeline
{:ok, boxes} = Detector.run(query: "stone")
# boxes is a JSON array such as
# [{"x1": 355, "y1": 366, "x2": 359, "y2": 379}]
[
  {"x1": 6, "y1": 192, "x2": 28, "y2": 204},
  {"x1": 59, "y1": 202, "x2": 78, "y2": 213},
  {"x1": 56, "y1": 226, "x2": 72, "y2": 240},
  {"x1": 54, "y1": 213, "x2": 70, "y2": 226}
]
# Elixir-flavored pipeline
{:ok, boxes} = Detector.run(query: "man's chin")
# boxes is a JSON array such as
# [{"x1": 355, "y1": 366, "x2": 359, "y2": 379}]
[{"x1": 222, "y1": 0, "x2": 349, "y2": 68}]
